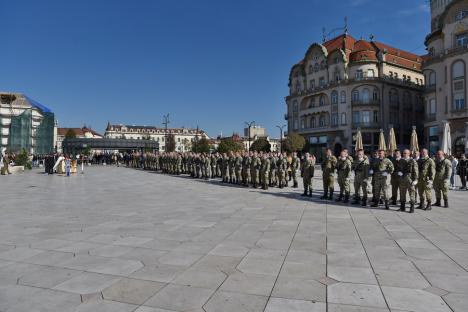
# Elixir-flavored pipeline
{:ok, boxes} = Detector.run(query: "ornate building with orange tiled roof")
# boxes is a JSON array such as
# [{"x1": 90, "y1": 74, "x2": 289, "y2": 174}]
[{"x1": 285, "y1": 33, "x2": 425, "y2": 159}]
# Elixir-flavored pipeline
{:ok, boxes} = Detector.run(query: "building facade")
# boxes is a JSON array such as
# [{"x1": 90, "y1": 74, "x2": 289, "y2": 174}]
[
  {"x1": 423, "y1": 0, "x2": 468, "y2": 155},
  {"x1": 0, "y1": 92, "x2": 56, "y2": 155},
  {"x1": 285, "y1": 34, "x2": 425, "y2": 160},
  {"x1": 56, "y1": 127, "x2": 103, "y2": 153},
  {"x1": 104, "y1": 123, "x2": 209, "y2": 152}
]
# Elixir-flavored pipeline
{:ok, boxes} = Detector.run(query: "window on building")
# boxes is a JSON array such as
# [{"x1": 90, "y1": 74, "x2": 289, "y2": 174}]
[
  {"x1": 295, "y1": 83, "x2": 301, "y2": 93},
  {"x1": 353, "y1": 111, "x2": 360, "y2": 124},
  {"x1": 319, "y1": 115, "x2": 326, "y2": 127},
  {"x1": 314, "y1": 63, "x2": 320, "y2": 72},
  {"x1": 362, "y1": 111, "x2": 370, "y2": 124},
  {"x1": 373, "y1": 88, "x2": 379, "y2": 101},
  {"x1": 367, "y1": 69, "x2": 375, "y2": 78},
  {"x1": 456, "y1": 33, "x2": 468, "y2": 47},
  {"x1": 310, "y1": 116, "x2": 316, "y2": 128},
  {"x1": 331, "y1": 113, "x2": 338, "y2": 126},
  {"x1": 319, "y1": 77, "x2": 325, "y2": 86},
  {"x1": 310, "y1": 97, "x2": 315, "y2": 107},
  {"x1": 340, "y1": 91, "x2": 346, "y2": 103},
  {"x1": 352, "y1": 90, "x2": 360, "y2": 102},
  {"x1": 356, "y1": 70, "x2": 364, "y2": 79},
  {"x1": 300, "y1": 118, "x2": 305, "y2": 129},
  {"x1": 333, "y1": 57, "x2": 339, "y2": 64},
  {"x1": 293, "y1": 101, "x2": 299, "y2": 112},
  {"x1": 308, "y1": 65, "x2": 313, "y2": 74},
  {"x1": 362, "y1": 88, "x2": 370, "y2": 104},
  {"x1": 373, "y1": 111, "x2": 379, "y2": 123},
  {"x1": 341, "y1": 113, "x2": 346, "y2": 125},
  {"x1": 429, "y1": 71, "x2": 436, "y2": 86},
  {"x1": 452, "y1": 60, "x2": 465, "y2": 110},
  {"x1": 293, "y1": 118, "x2": 299, "y2": 130},
  {"x1": 389, "y1": 71, "x2": 393, "y2": 78},
  {"x1": 429, "y1": 98, "x2": 437, "y2": 114},
  {"x1": 331, "y1": 91, "x2": 338, "y2": 104},
  {"x1": 319, "y1": 95, "x2": 325, "y2": 106},
  {"x1": 335, "y1": 72, "x2": 341, "y2": 82},
  {"x1": 310, "y1": 79, "x2": 315, "y2": 89}
]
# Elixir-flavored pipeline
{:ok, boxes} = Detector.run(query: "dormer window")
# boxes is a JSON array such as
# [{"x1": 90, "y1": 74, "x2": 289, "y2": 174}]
[{"x1": 456, "y1": 33, "x2": 468, "y2": 47}]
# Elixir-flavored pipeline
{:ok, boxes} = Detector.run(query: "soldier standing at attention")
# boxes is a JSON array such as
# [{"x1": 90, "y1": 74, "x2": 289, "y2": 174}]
[
  {"x1": 277, "y1": 152, "x2": 288, "y2": 189},
  {"x1": 291, "y1": 152, "x2": 300, "y2": 188},
  {"x1": 336, "y1": 150, "x2": 352, "y2": 203},
  {"x1": 301, "y1": 153, "x2": 315, "y2": 197},
  {"x1": 321, "y1": 148, "x2": 337, "y2": 200},
  {"x1": 251, "y1": 151, "x2": 260, "y2": 188},
  {"x1": 235, "y1": 152, "x2": 243, "y2": 185},
  {"x1": 397, "y1": 149, "x2": 419, "y2": 213},
  {"x1": 269, "y1": 153, "x2": 278, "y2": 187},
  {"x1": 370, "y1": 149, "x2": 394, "y2": 209},
  {"x1": 417, "y1": 148, "x2": 436, "y2": 210},
  {"x1": 434, "y1": 150, "x2": 452, "y2": 208},
  {"x1": 352, "y1": 149, "x2": 370, "y2": 206},
  {"x1": 390, "y1": 150, "x2": 402, "y2": 205},
  {"x1": 211, "y1": 153, "x2": 217, "y2": 178},
  {"x1": 204, "y1": 153, "x2": 211, "y2": 180},
  {"x1": 260, "y1": 153, "x2": 270, "y2": 190}
]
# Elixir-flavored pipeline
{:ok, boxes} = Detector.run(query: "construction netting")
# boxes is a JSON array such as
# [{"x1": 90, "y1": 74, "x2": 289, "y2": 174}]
[
  {"x1": 35, "y1": 112, "x2": 55, "y2": 154},
  {"x1": 8, "y1": 110, "x2": 32, "y2": 153}
]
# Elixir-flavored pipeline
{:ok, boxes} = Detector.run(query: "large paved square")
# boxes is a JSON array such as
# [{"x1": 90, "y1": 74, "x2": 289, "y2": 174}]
[{"x1": 1, "y1": 166, "x2": 468, "y2": 311}]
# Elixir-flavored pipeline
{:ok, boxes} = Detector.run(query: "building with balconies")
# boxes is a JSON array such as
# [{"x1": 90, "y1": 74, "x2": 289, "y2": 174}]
[
  {"x1": 423, "y1": 0, "x2": 468, "y2": 155},
  {"x1": 285, "y1": 33, "x2": 425, "y2": 158}
]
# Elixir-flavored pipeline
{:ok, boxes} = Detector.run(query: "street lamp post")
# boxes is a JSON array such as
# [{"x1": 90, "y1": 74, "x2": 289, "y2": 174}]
[
  {"x1": 276, "y1": 125, "x2": 286, "y2": 153},
  {"x1": 162, "y1": 114, "x2": 170, "y2": 152},
  {"x1": 245, "y1": 121, "x2": 255, "y2": 152}
]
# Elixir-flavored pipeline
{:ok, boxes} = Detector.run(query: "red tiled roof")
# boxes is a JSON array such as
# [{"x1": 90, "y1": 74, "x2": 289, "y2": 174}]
[{"x1": 57, "y1": 127, "x2": 102, "y2": 137}]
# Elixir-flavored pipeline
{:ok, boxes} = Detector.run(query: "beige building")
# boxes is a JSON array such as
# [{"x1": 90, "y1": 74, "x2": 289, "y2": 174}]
[
  {"x1": 423, "y1": 0, "x2": 468, "y2": 155},
  {"x1": 285, "y1": 33, "x2": 425, "y2": 160},
  {"x1": 104, "y1": 123, "x2": 209, "y2": 152},
  {"x1": 56, "y1": 127, "x2": 103, "y2": 153}
]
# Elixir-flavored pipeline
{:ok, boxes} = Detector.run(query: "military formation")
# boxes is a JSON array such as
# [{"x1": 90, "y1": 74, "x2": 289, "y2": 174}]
[{"x1": 125, "y1": 147, "x2": 453, "y2": 214}]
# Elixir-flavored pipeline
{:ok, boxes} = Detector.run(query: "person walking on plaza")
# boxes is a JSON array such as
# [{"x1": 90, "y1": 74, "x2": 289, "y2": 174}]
[
  {"x1": 301, "y1": 153, "x2": 315, "y2": 197},
  {"x1": 449, "y1": 155, "x2": 458, "y2": 189},
  {"x1": 321, "y1": 148, "x2": 337, "y2": 200},
  {"x1": 336, "y1": 150, "x2": 352, "y2": 203},
  {"x1": 398, "y1": 149, "x2": 419, "y2": 213},
  {"x1": 352, "y1": 149, "x2": 370, "y2": 206},
  {"x1": 417, "y1": 148, "x2": 436, "y2": 210},
  {"x1": 370, "y1": 149, "x2": 394, "y2": 209},
  {"x1": 434, "y1": 150, "x2": 452, "y2": 208},
  {"x1": 458, "y1": 154, "x2": 467, "y2": 189}
]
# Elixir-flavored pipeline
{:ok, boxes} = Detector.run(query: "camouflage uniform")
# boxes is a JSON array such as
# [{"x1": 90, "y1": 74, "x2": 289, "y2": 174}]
[
  {"x1": 370, "y1": 157, "x2": 394, "y2": 209},
  {"x1": 417, "y1": 156, "x2": 435, "y2": 210},
  {"x1": 397, "y1": 157, "x2": 418, "y2": 212},
  {"x1": 390, "y1": 157, "x2": 401, "y2": 205},
  {"x1": 291, "y1": 155, "x2": 300, "y2": 188},
  {"x1": 277, "y1": 156, "x2": 288, "y2": 188},
  {"x1": 269, "y1": 154, "x2": 278, "y2": 187},
  {"x1": 352, "y1": 156, "x2": 370, "y2": 206},
  {"x1": 242, "y1": 154, "x2": 251, "y2": 186},
  {"x1": 235, "y1": 154, "x2": 243, "y2": 185},
  {"x1": 251, "y1": 155, "x2": 261, "y2": 188},
  {"x1": 321, "y1": 154, "x2": 337, "y2": 200},
  {"x1": 434, "y1": 157, "x2": 452, "y2": 208},
  {"x1": 336, "y1": 157, "x2": 352, "y2": 203},
  {"x1": 301, "y1": 158, "x2": 315, "y2": 197},
  {"x1": 260, "y1": 157, "x2": 270, "y2": 190}
]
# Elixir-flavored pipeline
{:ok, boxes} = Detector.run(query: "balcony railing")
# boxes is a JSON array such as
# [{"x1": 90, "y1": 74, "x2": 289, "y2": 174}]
[
  {"x1": 423, "y1": 44, "x2": 468, "y2": 66},
  {"x1": 352, "y1": 122, "x2": 380, "y2": 129},
  {"x1": 351, "y1": 99, "x2": 380, "y2": 106}
]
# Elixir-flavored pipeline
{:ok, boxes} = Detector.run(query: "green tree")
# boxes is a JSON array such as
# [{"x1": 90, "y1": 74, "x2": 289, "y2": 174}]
[
  {"x1": 250, "y1": 137, "x2": 271, "y2": 152},
  {"x1": 217, "y1": 138, "x2": 244, "y2": 153},
  {"x1": 15, "y1": 148, "x2": 32, "y2": 169},
  {"x1": 282, "y1": 133, "x2": 306, "y2": 153},
  {"x1": 192, "y1": 138, "x2": 211, "y2": 153},
  {"x1": 65, "y1": 129, "x2": 77, "y2": 139},
  {"x1": 165, "y1": 134, "x2": 176, "y2": 152}
]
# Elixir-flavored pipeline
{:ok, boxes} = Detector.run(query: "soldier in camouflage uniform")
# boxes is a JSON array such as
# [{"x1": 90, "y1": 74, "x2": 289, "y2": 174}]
[
  {"x1": 278, "y1": 152, "x2": 288, "y2": 189},
  {"x1": 417, "y1": 148, "x2": 435, "y2": 210},
  {"x1": 221, "y1": 153, "x2": 229, "y2": 183},
  {"x1": 433, "y1": 150, "x2": 452, "y2": 208},
  {"x1": 352, "y1": 149, "x2": 370, "y2": 206},
  {"x1": 203, "y1": 153, "x2": 211, "y2": 180},
  {"x1": 291, "y1": 153, "x2": 300, "y2": 188},
  {"x1": 370, "y1": 149, "x2": 394, "y2": 209},
  {"x1": 270, "y1": 153, "x2": 278, "y2": 187},
  {"x1": 260, "y1": 153, "x2": 270, "y2": 190},
  {"x1": 210, "y1": 153, "x2": 217, "y2": 178},
  {"x1": 242, "y1": 152, "x2": 251, "y2": 186},
  {"x1": 301, "y1": 153, "x2": 315, "y2": 197},
  {"x1": 321, "y1": 148, "x2": 337, "y2": 200},
  {"x1": 234, "y1": 152, "x2": 243, "y2": 185},
  {"x1": 390, "y1": 150, "x2": 401, "y2": 205},
  {"x1": 336, "y1": 150, "x2": 352, "y2": 203},
  {"x1": 228, "y1": 152, "x2": 236, "y2": 184},
  {"x1": 397, "y1": 149, "x2": 419, "y2": 213},
  {"x1": 251, "y1": 151, "x2": 261, "y2": 188}
]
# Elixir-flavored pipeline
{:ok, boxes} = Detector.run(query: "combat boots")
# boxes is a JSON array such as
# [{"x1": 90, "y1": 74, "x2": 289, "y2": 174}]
[
  {"x1": 444, "y1": 199, "x2": 449, "y2": 208},
  {"x1": 385, "y1": 200, "x2": 390, "y2": 210},
  {"x1": 418, "y1": 201, "x2": 424, "y2": 209},
  {"x1": 409, "y1": 203, "x2": 415, "y2": 213},
  {"x1": 399, "y1": 202, "x2": 406, "y2": 212},
  {"x1": 308, "y1": 189, "x2": 313, "y2": 197},
  {"x1": 301, "y1": 190, "x2": 308, "y2": 197},
  {"x1": 293, "y1": 182, "x2": 298, "y2": 188},
  {"x1": 352, "y1": 196, "x2": 360, "y2": 205},
  {"x1": 335, "y1": 192, "x2": 343, "y2": 202},
  {"x1": 320, "y1": 191, "x2": 328, "y2": 200},
  {"x1": 361, "y1": 197, "x2": 367, "y2": 207},
  {"x1": 391, "y1": 198, "x2": 397, "y2": 205},
  {"x1": 433, "y1": 199, "x2": 441, "y2": 207},
  {"x1": 424, "y1": 201, "x2": 432, "y2": 211},
  {"x1": 343, "y1": 193, "x2": 350, "y2": 203},
  {"x1": 371, "y1": 200, "x2": 379, "y2": 207},
  {"x1": 328, "y1": 190, "x2": 334, "y2": 200}
]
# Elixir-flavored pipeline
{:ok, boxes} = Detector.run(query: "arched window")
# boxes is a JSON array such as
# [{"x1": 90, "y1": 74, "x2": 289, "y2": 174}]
[
  {"x1": 308, "y1": 65, "x2": 313, "y2": 74},
  {"x1": 319, "y1": 115, "x2": 326, "y2": 127},
  {"x1": 293, "y1": 100, "x2": 298, "y2": 112},
  {"x1": 310, "y1": 116, "x2": 316, "y2": 128},
  {"x1": 352, "y1": 90, "x2": 360, "y2": 102},
  {"x1": 367, "y1": 69, "x2": 375, "y2": 78},
  {"x1": 452, "y1": 60, "x2": 466, "y2": 110},
  {"x1": 310, "y1": 98, "x2": 315, "y2": 108},
  {"x1": 389, "y1": 89, "x2": 399, "y2": 104},
  {"x1": 373, "y1": 88, "x2": 379, "y2": 101},
  {"x1": 295, "y1": 82, "x2": 301, "y2": 93},
  {"x1": 319, "y1": 95, "x2": 325, "y2": 106},
  {"x1": 331, "y1": 91, "x2": 338, "y2": 104},
  {"x1": 341, "y1": 113, "x2": 346, "y2": 125},
  {"x1": 320, "y1": 60, "x2": 326, "y2": 69},
  {"x1": 340, "y1": 91, "x2": 346, "y2": 103},
  {"x1": 362, "y1": 88, "x2": 370, "y2": 103},
  {"x1": 314, "y1": 63, "x2": 320, "y2": 72},
  {"x1": 300, "y1": 118, "x2": 305, "y2": 129},
  {"x1": 293, "y1": 118, "x2": 299, "y2": 130}
]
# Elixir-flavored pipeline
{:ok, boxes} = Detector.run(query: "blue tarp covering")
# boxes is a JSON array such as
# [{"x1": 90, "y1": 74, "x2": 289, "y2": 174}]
[{"x1": 24, "y1": 95, "x2": 53, "y2": 113}]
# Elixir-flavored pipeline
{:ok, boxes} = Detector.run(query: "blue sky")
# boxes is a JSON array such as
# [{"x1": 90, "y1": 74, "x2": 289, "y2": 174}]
[{"x1": 1, "y1": 0, "x2": 430, "y2": 138}]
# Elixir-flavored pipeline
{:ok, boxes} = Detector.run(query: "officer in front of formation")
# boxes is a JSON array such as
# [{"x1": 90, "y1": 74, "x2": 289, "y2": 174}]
[
  {"x1": 396, "y1": 149, "x2": 418, "y2": 213},
  {"x1": 433, "y1": 150, "x2": 452, "y2": 208}
]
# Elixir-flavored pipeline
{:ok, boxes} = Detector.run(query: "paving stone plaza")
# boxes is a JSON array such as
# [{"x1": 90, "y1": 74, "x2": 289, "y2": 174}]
[{"x1": 1, "y1": 167, "x2": 468, "y2": 312}]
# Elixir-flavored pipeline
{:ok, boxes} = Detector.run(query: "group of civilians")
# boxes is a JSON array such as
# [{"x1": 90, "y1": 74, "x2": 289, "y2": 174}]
[{"x1": 450, "y1": 154, "x2": 468, "y2": 189}]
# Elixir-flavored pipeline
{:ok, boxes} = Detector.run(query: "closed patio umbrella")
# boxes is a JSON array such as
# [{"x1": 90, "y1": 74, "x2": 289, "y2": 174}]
[
  {"x1": 410, "y1": 126, "x2": 419, "y2": 155},
  {"x1": 378, "y1": 129, "x2": 387, "y2": 151},
  {"x1": 355, "y1": 128, "x2": 364, "y2": 151},
  {"x1": 441, "y1": 121, "x2": 452, "y2": 156},
  {"x1": 388, "y1": 127, "x2": 397, "y2": 152}
]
